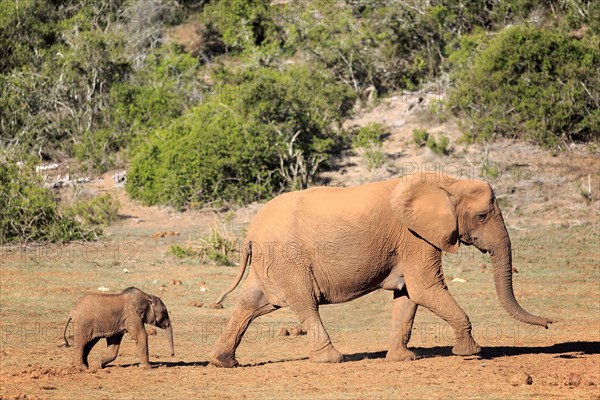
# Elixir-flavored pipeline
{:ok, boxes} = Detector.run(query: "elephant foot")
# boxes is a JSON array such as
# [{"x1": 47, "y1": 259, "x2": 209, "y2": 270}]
[
  {"x1": 452, "y1": 336, "x2": 481, "y2": 356},
  {"x1": 210, "y1": 353, "x2": 240, "y2": 368},
  {"x1": 310, "y1": 346, "x2": 344, "y2": 363},
  {"x1": 74, "y1": 363, "x2": 88, "y2": 372},
  {"x1": 385, "y1": 348, "x2": 417, "y2": 362}
]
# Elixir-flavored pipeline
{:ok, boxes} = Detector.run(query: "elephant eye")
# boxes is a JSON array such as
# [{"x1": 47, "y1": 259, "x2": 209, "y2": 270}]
[{"x1": 476, "y1": 213, "x2": 487, "y2": 222}]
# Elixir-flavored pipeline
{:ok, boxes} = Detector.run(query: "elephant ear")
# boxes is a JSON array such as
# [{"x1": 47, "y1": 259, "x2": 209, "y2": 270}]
[
  {"x1": 390, "y1": 174, "x2": 459, "y2": 253},
  {"x1": 133, "y1": 293, "x2": 156, "y2": 324}
]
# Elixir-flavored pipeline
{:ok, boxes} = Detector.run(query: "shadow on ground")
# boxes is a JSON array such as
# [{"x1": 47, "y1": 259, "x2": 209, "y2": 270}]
[{"x1": 344, "y1": 341, "x2": 600, "y2": 362}]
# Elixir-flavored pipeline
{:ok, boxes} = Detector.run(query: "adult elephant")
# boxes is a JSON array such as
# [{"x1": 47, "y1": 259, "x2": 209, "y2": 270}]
[{"x1": 211, "y1": 173, "x2": 551, "y2": 367}]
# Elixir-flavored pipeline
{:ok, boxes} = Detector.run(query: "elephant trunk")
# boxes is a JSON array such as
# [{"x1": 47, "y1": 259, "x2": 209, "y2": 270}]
[
  {"x1": 490, "y1": 234, "x2": 551, "y2": 328},
  {"x1": 165, "y1": 324, "x2": 175, "y2": 356}
]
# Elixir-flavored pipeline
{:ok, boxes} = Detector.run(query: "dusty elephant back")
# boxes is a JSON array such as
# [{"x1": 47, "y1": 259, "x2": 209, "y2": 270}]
[{"x1": 246, "y1": 179, "x2": 400, "y2": 240}]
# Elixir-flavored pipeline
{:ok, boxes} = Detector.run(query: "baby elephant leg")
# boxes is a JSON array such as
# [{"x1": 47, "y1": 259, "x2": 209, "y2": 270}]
[
  {"x1": 101, "y1": 333, "x2": 124, "y2": 368},
  {"x1": 74, "y1": 337, "x2": 100, "y2": 370}
]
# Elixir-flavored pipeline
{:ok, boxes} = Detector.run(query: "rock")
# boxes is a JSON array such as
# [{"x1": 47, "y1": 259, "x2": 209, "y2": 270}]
[
  {"x1": 146, "y1": 328, "x2": 157, "y2": 336},
  {"x1": 287, "y1": 326, "x2": 306, "y2": 336},
  {"x1": 510, "y1": 372, "x2": 533, "y2": 386},
  {"x1": 97, "y1": 286, "x2": 110, "y2": 292},
  {"x1": 512, "y1": 267, "x2": 519, "y2": 273},
  {"x1": 188, "y1": 301, "x2": 204, "y2": 308},
  {"x1": 113, "y1": 170, "x2": 127, "y2": 184},
  {"x1": 278, "y1": 327, "x2": 290, "y2": 336},
  {"x1": 566, "y1": 372, "x2": 582, "y2": 387},
  {"x1": 151, "y1": 231, "x2": 180, "y2": 239},
  {"x1": 199, "y1": 286, "x2": 209, "y2": 292},
  {"x1": 451, "y1": 277, "x2": 467, "y2": 283},
  {"x1": 391, "y1": 119, "x2": 406, "y2": 128},
  {"x1": 209, "y1": 303, "x2": 223, "y2": 309},
  {"x1": 170, "y1": 279, "x2": 183, "y2": 285},
  {"x1": 279, "y1": 325, "x2": 306, "y2": 336}
]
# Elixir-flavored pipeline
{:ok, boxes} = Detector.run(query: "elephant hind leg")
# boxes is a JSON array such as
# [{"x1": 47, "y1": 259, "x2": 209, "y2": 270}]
[
  {"x1": 101, "y1": 333, "x2": 124, "y2": 368},
  {"x1": 74, "y1": 337, "x2": 100, "y2": 370},
  {"x1": 286, "y1": 295, "x2": 343, "y2": 363},
  {"x1": 211, "y1": 279, "x2": 277, "y2": 368}
]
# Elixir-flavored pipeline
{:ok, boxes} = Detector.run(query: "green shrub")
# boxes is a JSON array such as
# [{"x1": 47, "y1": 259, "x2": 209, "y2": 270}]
[
  {"x1": 126, "y1": 101, "x2": 277, "y2": 209},
  {"x1": 168, "y1": 244, "x2": 198, "y2": 259},
  {"x1": 412, "y1": 128, "x2": 430, "y2": 146},
  {"x1": 70, "y1": 193, "x2": 120, "y2": 227},
  {"x1": 167, "y1": 224, "x2": 240, "y2": 266},
  {"x1": 446, "y1": 25, "x2": 600, "y2": 147},
  {"x1": 200, "y1": 224, "x2": 239, "y2": 266},
  {"x1": 426, "y1": 134, "x2": 450, "y2": 155},
  {"x1": 0, "y1": 162, "x2": 96, "y2": 243},
  {"x1": 127, "y1": 65, "x2": 355, "y2": 208},
  {"x1": 353, "y1": 123, "x2": 386, "y2": 170}
]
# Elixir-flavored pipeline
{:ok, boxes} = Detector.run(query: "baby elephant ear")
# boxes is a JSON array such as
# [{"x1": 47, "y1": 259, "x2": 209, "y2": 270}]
[
  {"x1": 390, "y1": 174, "x2": 459, "y2": 253},
  {"x1": 133, "y1": 294, "x2": 155, "y2": 322}
]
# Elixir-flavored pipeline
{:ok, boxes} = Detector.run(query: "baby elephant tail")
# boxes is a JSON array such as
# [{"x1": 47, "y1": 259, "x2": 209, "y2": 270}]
[
  {"x1": 61, "y1": 317, "x2": 72, "y2": 347},
  {"x1": 214, "y1": 241, "x2": 252, "y2": 305}
]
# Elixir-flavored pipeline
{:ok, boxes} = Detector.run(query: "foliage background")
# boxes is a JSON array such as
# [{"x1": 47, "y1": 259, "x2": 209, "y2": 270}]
[{"x1": 1, "y1": 0, "x2": 598, "y2": 240}]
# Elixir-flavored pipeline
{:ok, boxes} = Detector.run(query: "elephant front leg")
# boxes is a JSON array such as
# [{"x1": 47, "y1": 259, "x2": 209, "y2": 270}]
[
  {"x1": 100, "y1": 333, "x2": 124, "y2": 368},
  {"x1": 386, "y1": 290, "x2": 418, "y2": 361},
  {"x1": 130, "y1": 320, "x2": 151, "y2": 368},
  {"x1": 412, "y1": 285, "x2": 480, "y2": 356}
]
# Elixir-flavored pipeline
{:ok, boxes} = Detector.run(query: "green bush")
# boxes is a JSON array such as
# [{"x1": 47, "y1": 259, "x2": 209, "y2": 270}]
[
  {"x1": 168, "y1": 224, "x2": 240, "y2": 266},
  {"x1": 168, "y1": 244, "x2": 198, "y2": 259},
  {"x1": 126, "y1": 101, "x2": 277, "y2": 209},
  {"x1": 353, "y1": 123, "x2": 386, "y2": 170},
  {"x1": 127, "y1": 65, "x2": 355, "y2": 208},
  {"x1": 0, "y1": 162, "x2": 96, "y2": 243},
  {"x1": 426, "y1": 134, "x2": 450, "y2": 155},
  {"x1": 70, "y1": 193, "x2": 121, "y2": 227},
  {"x1": 446, "y1": 25, "x2": 600, "y2": 147},
  {"x1": 412, "y1": 128, "x2": 430, "y2": 146}
]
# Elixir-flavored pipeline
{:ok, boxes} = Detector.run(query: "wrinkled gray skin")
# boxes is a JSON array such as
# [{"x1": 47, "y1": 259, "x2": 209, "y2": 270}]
[{"x1": 63, "y1": 287, "x2": 174, "y2": 370}]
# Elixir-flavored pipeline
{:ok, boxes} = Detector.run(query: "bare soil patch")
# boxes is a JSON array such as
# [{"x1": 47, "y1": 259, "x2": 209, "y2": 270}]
[{"x1": 1, "y1": 94, "x2": 598, "y2": 399}]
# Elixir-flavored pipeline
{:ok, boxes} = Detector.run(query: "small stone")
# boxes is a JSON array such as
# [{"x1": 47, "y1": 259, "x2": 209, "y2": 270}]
[
  {"x1": 146, "y1": 328, "x2": 157, "y2": 336},
  {"x1": 188, "y1": 301, "x2": 204, "y2": 308},
  {"x1": 287, "y1": 326, "x2": 306, "y2": 336},
  {"x1": 170, "y1": 279, "x2": 183, "y2": 285},
  {"x1": 209, "y1": 303, "x2": 223, "y2": 309},
  {"x1": 512, "y1": 267, "x2": 519, "y2": 273},
  {"x1": 510, "y1": 372, "x2": 533, "y2": 386},
  {"x1": 278, "y1": 327, "x2": 289, "y2": 336},
  {"x1": 566, "y1": 372, "x2": 581, "y2": 387}
]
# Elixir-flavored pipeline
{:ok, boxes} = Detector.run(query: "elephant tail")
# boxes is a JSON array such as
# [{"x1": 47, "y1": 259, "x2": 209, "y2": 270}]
[
  {"x1": 214, "y1": 241, "x2": 252, "y2": 305},
  {"x1": 62, "y1": 316, "x2": 72, "y2": 348}
]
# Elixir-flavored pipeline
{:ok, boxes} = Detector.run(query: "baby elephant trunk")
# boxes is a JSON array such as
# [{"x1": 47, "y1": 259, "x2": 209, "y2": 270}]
[{"x1": 165, "y1": 324, "x2": 175, "y2": 356}]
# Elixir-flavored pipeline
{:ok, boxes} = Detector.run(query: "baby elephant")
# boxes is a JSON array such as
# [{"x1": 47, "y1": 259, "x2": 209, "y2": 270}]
[{"x1": 62, "y1": 287, "x2": 174, "y2": 370}]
